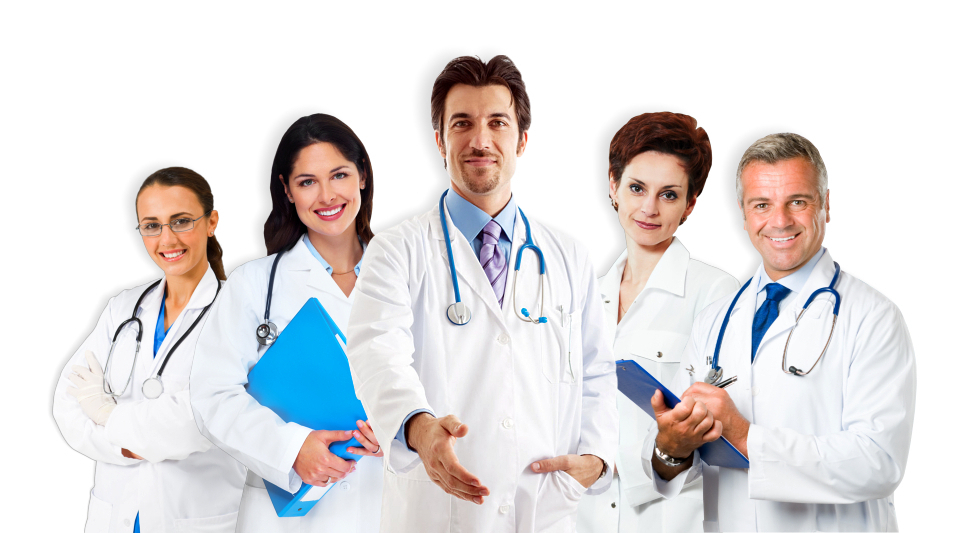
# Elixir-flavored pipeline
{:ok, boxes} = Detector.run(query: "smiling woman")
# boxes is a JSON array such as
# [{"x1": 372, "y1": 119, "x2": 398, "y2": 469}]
[
  {"x1": 189, "y1": 113, "x2": 385, "y2": 532},
  {"x1": 52, "y1": 167, "x2": 245, "y2": 533}
]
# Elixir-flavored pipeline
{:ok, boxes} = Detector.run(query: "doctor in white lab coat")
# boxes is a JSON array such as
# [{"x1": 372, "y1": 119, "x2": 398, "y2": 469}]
[
  {"x1": 577, "y1": 113, "x2": 739, "y2": 533},
  {"x1": 644, "y1": 133, "x2": 916, "y2": 532},
  {"x1": 53, "y1": 168, "x2": 245, "y2": 533},
  {"x1": 190, "y1": 114, "x2": 383, "y2": 533},
  {"x1": 346, "y1": 55, "x2": 618, "y2": 533}
]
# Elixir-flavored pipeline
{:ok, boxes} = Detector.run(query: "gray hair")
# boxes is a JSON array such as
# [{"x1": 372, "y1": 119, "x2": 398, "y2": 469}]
[{"x1": 736, "y1": 133, "x2": 828, "y2": 207}]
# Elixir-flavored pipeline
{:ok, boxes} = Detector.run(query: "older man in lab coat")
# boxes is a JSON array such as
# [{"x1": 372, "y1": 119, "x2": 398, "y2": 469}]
[
  {"x1": 644, "y1": 133, "x2": 916, "y2": 531},
  {"x1": 346, "y1": 55, "x2": 618, "y2": 532}
]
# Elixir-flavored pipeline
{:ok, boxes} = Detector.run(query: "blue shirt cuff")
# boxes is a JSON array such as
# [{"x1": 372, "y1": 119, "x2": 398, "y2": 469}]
[{"x1": 395, "y1": 409, "x2": 434, "y2": 451}]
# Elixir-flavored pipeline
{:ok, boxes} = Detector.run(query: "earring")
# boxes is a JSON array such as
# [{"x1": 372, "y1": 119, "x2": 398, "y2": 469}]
[
  {"x1": 680, "y1": 215, "x2": 687, "y2": 225},
  {"x1": 610, "y1": 198, "x2": 618, "y2": 210}
]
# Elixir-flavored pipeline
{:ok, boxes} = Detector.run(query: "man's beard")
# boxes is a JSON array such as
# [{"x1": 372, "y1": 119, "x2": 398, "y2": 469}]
[{"x1": 455, "y1": 149, "x2": 501, "y2": 194}]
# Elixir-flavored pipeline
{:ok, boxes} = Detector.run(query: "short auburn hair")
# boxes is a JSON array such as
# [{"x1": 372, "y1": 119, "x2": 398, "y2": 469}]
[
  {"x1": 431, "y1": 55, "x2": 531, "y2": 150},
  {"x1": 608, "y1": 112, "x2": 712, "y2": 201}
]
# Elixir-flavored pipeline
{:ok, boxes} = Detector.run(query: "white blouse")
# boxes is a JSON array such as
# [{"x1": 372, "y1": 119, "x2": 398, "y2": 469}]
[{"x1": 577, "y1": 237, "x2": 738, "y2": 533}]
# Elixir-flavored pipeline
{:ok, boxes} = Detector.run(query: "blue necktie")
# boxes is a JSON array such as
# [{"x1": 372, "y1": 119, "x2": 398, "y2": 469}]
[{"x1": 752, "y1": 283, "x2": 790, "y2": 362}]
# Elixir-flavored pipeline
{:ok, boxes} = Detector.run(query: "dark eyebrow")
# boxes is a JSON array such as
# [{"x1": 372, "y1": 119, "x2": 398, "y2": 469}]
[
  {"x1": 746, "y1": 196, "x2": 771, "y2": 204},
  {"x1": 627, "y1": 178, "x2": 683, "y2": 190},
  {"x1": 292, "y1": 173, "x2": 317, "y2": 180},
  {"x1": 489, "y1": 113, "x2": 510, "y2": 119},
  {"x1": 449, "y1": 113, "x2": 471, "y2": 122},
  {"x1": 139, "y1": 212, "x2": 193, "y2": 223},
  {"x1": 328, "y1": 166, "x2": 349, "y2": 174}
]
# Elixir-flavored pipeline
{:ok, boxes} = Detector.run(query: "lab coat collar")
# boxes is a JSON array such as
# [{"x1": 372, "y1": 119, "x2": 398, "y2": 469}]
[
  {"x1": 643, "y1": 237, "x2": 689, "y2": 298},
  {"x1": 286, "y1": 235, "x2": 357, "y2": 302}
]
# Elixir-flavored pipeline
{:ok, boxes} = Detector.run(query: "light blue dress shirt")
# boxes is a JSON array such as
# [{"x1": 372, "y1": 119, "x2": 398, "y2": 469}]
[
  {"x1": 394, "y1": 189, "x2": 520, "y2": 450},
  {"x1": 755, "y1": 247, "x2": 826, "y2": 312},
  {"x1": 302, "y1": 234, "x2": 365, "y2": 276},
  {"x1": 444, "y1": 187, "x2": 517, "y2": 264}
]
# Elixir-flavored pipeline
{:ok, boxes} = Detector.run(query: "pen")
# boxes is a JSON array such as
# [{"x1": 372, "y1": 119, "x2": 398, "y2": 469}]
[{"x1": 715, "y1": 376, "x2": 737, "y2": 389}]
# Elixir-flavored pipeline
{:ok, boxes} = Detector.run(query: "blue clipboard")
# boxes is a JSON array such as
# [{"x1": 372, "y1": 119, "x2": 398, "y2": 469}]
[
  {"x1": 246, "y1": 298, "x2": 368, "y2": 517},
  {"x1": 616, "y1": 359, "x2": 749, "y2": 469}
]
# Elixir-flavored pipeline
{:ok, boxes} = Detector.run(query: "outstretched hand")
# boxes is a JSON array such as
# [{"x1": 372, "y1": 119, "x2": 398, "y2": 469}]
[{"x1": 407, "y1": 413, "x2": 489, "y2": 504}]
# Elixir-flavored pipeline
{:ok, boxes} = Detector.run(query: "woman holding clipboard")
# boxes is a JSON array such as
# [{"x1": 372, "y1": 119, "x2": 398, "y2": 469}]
[
  {"x1": 576, "y1": 113, "x2": 739, "y2": 533},
  {"x1": 190, "y1": 114, "x2": 383, "y2": 532}
]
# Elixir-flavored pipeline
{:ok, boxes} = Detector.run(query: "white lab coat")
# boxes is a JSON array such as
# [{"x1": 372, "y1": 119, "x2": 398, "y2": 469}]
[
  {"x1": 53, "y1": 266, "x2": 245, "y2": 533},
  {"x1": 577, "y1": 238, "x2": 738, "y2": 533},
  {"x1": 190, "y1": 238, "x2": 383, "y2": 533},
  {"x1": 642, "y1": 249, "x2": 916, "y2": 532},
  {"x1": 346, "y1": 200, "x2": 619, "y2": 533}
]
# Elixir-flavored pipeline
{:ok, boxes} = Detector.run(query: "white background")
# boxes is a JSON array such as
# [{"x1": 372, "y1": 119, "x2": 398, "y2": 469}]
[{"x1": 2, "y1": 1, "x2": 956, "y2": 530}]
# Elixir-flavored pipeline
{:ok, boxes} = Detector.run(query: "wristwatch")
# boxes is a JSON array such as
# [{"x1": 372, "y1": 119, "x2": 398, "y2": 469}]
[{"x1": 654, "y1": 440, "x2": 690, "y2": 467}]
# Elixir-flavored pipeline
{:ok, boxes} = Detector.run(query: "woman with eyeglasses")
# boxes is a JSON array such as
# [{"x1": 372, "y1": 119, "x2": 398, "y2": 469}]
[
  {"x1": 53, "y1": 167, "x2": 245, "y2": 532},
  {"x1": 189, "y1": 113, "x2": 383, "y2": 532},
  {"x1": 577, "y1": 113, "x2": 739, "y2": 533}
]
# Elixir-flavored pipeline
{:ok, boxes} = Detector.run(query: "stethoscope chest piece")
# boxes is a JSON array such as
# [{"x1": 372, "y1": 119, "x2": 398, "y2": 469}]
[
  {"x1": 142, "y1": 377, "x2": 164, "y2": 399},
  {"x1": 705, "y1": 367, "x2": 723, "y2": 385},
  {"x1": 256, "y1": 322, "x2": 278, "y2": 346},
  {"x1": 446, "y1": 302, "x2": 471, "y2": 326}
]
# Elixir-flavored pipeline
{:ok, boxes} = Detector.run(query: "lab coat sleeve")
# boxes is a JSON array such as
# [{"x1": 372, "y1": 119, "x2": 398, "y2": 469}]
[
  {"x1": 52, "y1": 296, "x2": 140, "y2": 466},
  {"x1": 641, "y1": 318, "x2": 705, "y2": 499},
  {"x1": 575, "y1": 246, "x2": 619, "y2": 495},
  {"x1": 746, "y1": 301, "x2": 916, "y2": 503},
  {"x1": 103, "y1": 388, "x2": 212, "y2": 463},
  {"x1": 346, "y1": 235, "x2": 432, "y2": 475},
  {"x1": 190, "y1": 269, "x2": 312, "y2": 493}
]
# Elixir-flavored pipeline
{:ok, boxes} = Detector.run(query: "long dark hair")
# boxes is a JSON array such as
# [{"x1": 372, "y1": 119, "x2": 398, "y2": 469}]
[
  {"x1": 264, "y1": 114, "x2": 375, "y2": 254},
  {"x1": 136, "y1": 167, "x2": 226, "y2": 280}
]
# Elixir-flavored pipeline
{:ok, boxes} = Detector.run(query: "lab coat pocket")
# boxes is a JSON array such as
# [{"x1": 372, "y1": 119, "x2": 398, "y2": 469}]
[
  {"x1": 236, "y1": 485, "x2": 298, "y2": 533},
  {"x1": 534, "y1": 470, "x2": 588, "y2": 531},
  {"x1": 626, "y1": 330, "x2": 689, "y2": 384},
  {"x1": 540, "y1": 310, "x2": 580, "y2": 384},
  {"x1": 84, "y1": 491, "x2": 113, "y2": 533},
  {"x1": 174, "y1": 510, "x2": 239, "y2": 532}
]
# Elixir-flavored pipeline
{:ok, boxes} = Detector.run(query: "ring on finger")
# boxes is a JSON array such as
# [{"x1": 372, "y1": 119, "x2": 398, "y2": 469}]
[{"x1": 373, "y1": 445, "x2": 381, "y2": 454}]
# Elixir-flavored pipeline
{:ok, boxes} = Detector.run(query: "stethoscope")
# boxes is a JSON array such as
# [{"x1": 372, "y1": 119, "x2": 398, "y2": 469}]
[
  {"x1": 707, "y1": 262, "x2": 842, "y2": 383},
  {"x1": 256, "y1": 249, "x2": 287, "y2": 346},
  {"x1": 439, "y1": 190, "x2": 547, "y2": 326},
  {"x1": 103, "y1": 279, "x2": 221, "y2": 399}
]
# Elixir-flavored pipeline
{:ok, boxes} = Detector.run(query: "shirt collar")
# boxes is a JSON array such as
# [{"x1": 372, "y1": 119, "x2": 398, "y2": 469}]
[
  {"x1": 643, "y1": 237, "x2": 690, "y2": 297},
  {"x1": 445, "y1": 187, "x2": 516, "y2": 243},
  {"x1": 302, "y1": 234, "x2": 366, "y2": 276},
  {"x1": 757, "y1": 246, "x2": 825, "y2": 295}
]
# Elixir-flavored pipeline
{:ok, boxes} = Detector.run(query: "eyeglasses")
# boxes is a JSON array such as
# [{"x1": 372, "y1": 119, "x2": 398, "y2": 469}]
[{"x1": 135, "y1": 211, "x2": 211, "y2": 237}]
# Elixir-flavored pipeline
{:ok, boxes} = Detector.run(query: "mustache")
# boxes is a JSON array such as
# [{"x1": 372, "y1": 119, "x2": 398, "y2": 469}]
[{"x1": 462, "y1": 149, "x2": 499, "y2": 159}]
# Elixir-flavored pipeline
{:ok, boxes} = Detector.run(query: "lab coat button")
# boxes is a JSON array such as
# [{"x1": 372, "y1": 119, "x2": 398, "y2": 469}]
[
  {"x1": 752, "y1": 386, "x2": 760, "y2": 396},
  {"x1": 497, "y1": 333, "x2": 510, "y2": 345},
  {"x1": 502, "y1": 418, "x2": 514, "y2": 429},
  {"x1": 499, "y1": 504, "x2": 510, "y2": 514},
  {"x1": 341, "y1": 482, "x2": 350, "y2": 491},
  {"x1": 123, "y1": 520, "x2": 131, "y2": 527}
]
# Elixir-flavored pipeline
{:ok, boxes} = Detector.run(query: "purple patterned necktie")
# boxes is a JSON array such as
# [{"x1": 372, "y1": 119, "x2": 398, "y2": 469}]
[{"x1": 479, "y1": 219, "x2": 507, "y2": 306}]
